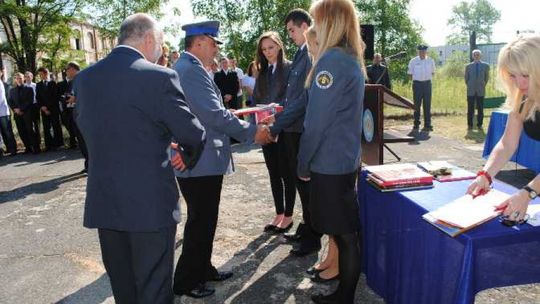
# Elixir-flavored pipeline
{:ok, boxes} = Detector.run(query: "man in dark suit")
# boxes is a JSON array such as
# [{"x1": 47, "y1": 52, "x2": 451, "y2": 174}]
[
  {"x1": 8, "y1": 72, "x2": 40, "y2": 154},
  {"x1": 465, "y1": 49, "x2": 490, "y2": 129},
  {"x1": 367, "y1": 53, "x2": 392, "y2": 89},
  {"x1": 214, "y1": 57, "x2": 240, "y2": 109},
  {"x1": 263, "y1": 9, "x2": 322, "y2": 257},
  {"x1": 36, "y1": 67, "x2": 64, "y2": 150},
  {"x1": 173, "y1": 21, "x2": 269, "y2": 298},
  {"x1": 57, "y1": 71, "x2": 77, "y2": 148},
  {"x1": 73, "y1": 13, "x2": 206, "y2": 304}
]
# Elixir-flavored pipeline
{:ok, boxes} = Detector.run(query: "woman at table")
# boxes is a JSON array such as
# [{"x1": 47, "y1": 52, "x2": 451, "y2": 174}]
[
  {"x1": 252, "y1": 31, "x2": 294, "y2": 233},
  {"x1": 297, "y1": 0, "x2": 365, "y2": 302},
  {"x1": 468, "y1": 35, "x2": 540, "y2": 223}
]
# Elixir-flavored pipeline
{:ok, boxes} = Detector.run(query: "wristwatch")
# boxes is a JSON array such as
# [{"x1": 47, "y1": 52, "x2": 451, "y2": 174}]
[{"x1": 523, "y1": 185, "x2": 538, "y2": 200}]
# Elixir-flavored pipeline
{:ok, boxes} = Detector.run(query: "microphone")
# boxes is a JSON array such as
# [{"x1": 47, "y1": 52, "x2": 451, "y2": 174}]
[{"x1": 383, "y1": 51, "x2": 407, "y2": 63}]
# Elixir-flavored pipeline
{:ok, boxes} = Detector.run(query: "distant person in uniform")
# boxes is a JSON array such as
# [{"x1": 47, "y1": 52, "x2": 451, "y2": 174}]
[
  {"x1": 465, "y1": 49, "x2": 490, "y2": 130},
  {"x1": 468, "y1": 35, "x2": 540, "y2": 226},
  {"x1": 172, "y1": 20, "x2": 269, "y2": 299},
  {"x1": 229, "y1": 57, "x2": 245, "y2": 108},
  {"x1": 73, "y1": 13, "x2": 206, "y2": 304},
  {"x1": 367, "y1": 53, "x2": 391, "y2": 89},
  {"x1": 408, "y1": 44, "x2": 435, "y2": 131},
  {"x1": 214, "y1": 57, "x2": 240, "y2": 109},
  {"x1": 8, "y1": 73, "x2": 40, "y2": 154},
  {"x1": 298, "y1": 0, "x2": 366, "y2": 302},
  {"x1": 36, "y1": 67, "x2": 64, "y2": 150}
]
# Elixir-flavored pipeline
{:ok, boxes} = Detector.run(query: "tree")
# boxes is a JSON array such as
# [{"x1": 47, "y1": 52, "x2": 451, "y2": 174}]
[
  {"x1": 191, "y1": 0, "x2": 310, "y2": 69},
  {"x1": 446, "y1": 0, "x2": 501, "y2": 45},
  {"x1": 85, "y1": 0, "x2": 165, "y2": 36},
  {"x1": 355, "y1": 0, "x2": 423, "y2": 81},
  {"x1": 0, "y1": 0, "x2": 83, "y2": 73}
]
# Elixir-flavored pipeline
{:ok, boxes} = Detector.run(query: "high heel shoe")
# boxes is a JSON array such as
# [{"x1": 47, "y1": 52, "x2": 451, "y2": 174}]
[
  {"x1": 264, "y1": 224, "x2": 278, "y2": 232},
  {"x1": 310, "y1": 271, "x2": 339, "y2": 283},
  {"x1": 306, "y1": 266, "x2": 325, "y2": 276},
  {"x1": 274, "y1": 221, "x2": 293, "y2": 234}
]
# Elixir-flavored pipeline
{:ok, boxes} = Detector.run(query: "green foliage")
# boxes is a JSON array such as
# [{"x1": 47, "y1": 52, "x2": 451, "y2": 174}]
[
  {"x1": 446, "y1": 0, "x2": 501, "y2": 44},
  {"x1": 0, "y1": 0, "x2": 83, "y2": 73},
  {"x1": 355, "y1": 0, "x2": 423, "y2": 82},
  {"x1": 191, "y1": 0, "x2": 310, "y2": 69},
  {"x1": 85, "y1": 0, "x2": 165, "y2": 37},
  {"x1": 438, "y1": 50, "x2": 468, "y2": 78}
]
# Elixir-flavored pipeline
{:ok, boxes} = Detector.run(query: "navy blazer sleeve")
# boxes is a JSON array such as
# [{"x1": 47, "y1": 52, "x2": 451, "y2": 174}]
[
  {"x1": 269, "y1": 89, "x2": 308, "y2": 136},
  {"x1": 180, "y1": 64, "x2": 256, "y2": 142}
]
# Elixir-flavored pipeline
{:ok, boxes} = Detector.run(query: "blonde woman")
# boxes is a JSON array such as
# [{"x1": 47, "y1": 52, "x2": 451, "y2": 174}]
[
  {"x1": 468, "y1": 35, "x2": 540, "y2": 223},
  {"x1": 297, "y1": 0, "x2": 366, "y2": 302}
]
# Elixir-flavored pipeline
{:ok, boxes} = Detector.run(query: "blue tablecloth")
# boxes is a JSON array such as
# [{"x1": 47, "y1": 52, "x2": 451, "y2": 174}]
[
  {"x1": 358, "y1": 171, "x2": 540, "y2": 304},
  {"x1": 483, "y1": 110, "x2": 540, "y2": 172}
]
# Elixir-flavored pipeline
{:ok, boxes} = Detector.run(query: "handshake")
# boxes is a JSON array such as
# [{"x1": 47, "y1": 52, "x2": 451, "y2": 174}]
[{"x1": 254, "y1": 115, "x2": 277, "y2": 145}]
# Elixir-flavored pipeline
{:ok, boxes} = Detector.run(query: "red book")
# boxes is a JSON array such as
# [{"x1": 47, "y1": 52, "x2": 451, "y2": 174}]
[
  {"x1": 368, "y1": 173, "x2": 432, "y2": 188},
  {"x1": 233, "y1": 103, "x2": 283, "y2": 123},
  {"x1": 365, "y1": 163, "x2": 433, "y2": 186}
]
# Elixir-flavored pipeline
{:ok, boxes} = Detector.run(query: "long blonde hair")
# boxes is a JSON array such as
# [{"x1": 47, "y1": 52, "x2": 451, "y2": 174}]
[
  {"x1": 304, "y1": 26, "x2": 318, "y2": 87},
  {"x1": 306, "y1": 0, "x2": 366, "y2": 85},
  {"x1": 497, "y1": 35, "x2": 540, "y2": 120}
]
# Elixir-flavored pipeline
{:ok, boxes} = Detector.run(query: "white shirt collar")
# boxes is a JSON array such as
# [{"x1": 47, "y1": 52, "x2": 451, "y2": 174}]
[
  {"x1": 116, "y1": 45, "x2": 146, "y2": 60},
  {"x1": 268, "y1": 63, "x2": 277, "y2": 74},
  {"x1": 300, "y1": 43, "x2": 307, "y2": 51}
]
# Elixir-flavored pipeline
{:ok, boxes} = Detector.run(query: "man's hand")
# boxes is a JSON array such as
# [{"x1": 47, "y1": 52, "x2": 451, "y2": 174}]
[
  {"x1": 41, "y1": 106, "x2": 50, "y2": 116},
  {"x1": 224, "y1": 94, "x2": 232, "y2": 102},
  {"x1": 67, "y1": 95, "x2": 76, "y2": 104},
  {"x1": 260, "y1": 115, "x2": 275, "y2": 125},
  {"x1": 170, "y1": 143, "x2": 186, "y2": 171},
  {"x1": 299, "y1": 176, "x2": 311, "y2": 182},
  {"x1": 14, "y1": 108, "x2": 23, "y2": 116},
  {"x1": 254, "y1": 124, "x2": 274, "y2": 145}
]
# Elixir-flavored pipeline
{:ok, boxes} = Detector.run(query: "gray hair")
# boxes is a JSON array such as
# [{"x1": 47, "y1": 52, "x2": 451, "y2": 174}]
[
  {"x1": 118, "y1": 13, "x2": 160, "y2": 44},
  {"x1": 472, "y1": 49, "x2": 482, "y2": 55}
]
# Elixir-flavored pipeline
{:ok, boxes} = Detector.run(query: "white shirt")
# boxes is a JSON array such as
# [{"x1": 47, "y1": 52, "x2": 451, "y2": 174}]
[
  {"x1": 25, "y1": 82, "x2": 37, "y2": 104},
  {"x1": 407, "y1": 56, "x2": 435, "y2": 81},
  {"x1": 234, "y1": 67, "x2": 244, "y2": 96},
  {"x1": 241, "y1": 76, "x2": 256, "y2": 91},
  {"x1": 0, "y1": 82, "x2": 9, "y2": 117}
]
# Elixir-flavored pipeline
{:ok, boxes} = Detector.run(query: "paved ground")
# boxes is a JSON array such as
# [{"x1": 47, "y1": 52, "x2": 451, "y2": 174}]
[{"x1": 0, "y1": 125, "x2": 539, "y2": 304}]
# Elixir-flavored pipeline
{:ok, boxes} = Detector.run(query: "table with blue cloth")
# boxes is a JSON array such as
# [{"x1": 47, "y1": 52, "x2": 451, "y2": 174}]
[
  {"x1": 483, "y1": 110, "x2": 540, "y2": 172},
  {"x1": 358, "y1": 170, "x2": 540, "y2": 304}
]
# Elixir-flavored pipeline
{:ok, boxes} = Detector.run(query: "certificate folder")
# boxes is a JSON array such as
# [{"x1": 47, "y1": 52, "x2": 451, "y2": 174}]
[{"x1": 422, "y1": 189, "x2": 510, "y2": 237}]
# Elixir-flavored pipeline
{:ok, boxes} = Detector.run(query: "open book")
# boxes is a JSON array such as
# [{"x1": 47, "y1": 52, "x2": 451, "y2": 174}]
[
  {"x1": 417, "y1": 161, "x2": 476, "y2": 182},
  {"x1": 423, "y1": 189, "x2": 510, "y2": 237}
]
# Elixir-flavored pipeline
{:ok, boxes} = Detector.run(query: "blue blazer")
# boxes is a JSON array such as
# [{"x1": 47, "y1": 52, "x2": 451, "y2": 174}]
[
  {"x1": 174, "y1": 52, "x2": 256, "y2": 178},
  {"x1": 73, "y1": 46, "x2": 206, "y2": 232},
  {"x1": 270, "y1": 46, "x2": 311, "y2": 135},
  {"x1": 298, "y1": 48, "x2": 364, "y2": 177}
]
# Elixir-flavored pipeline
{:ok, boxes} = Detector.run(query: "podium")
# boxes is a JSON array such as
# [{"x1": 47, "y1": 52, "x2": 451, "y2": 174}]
[{"x1": 361, "y1": 84, "x2": 415, "y2": 165}]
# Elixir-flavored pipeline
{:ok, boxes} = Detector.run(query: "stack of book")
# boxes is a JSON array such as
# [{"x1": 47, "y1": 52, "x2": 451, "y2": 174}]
[
  {"x1": 365, "y1": 163, "x2": 434, "y2": 192},
  {"x1": 417, "y1": 161, "x2": 476, "y2": 182}
]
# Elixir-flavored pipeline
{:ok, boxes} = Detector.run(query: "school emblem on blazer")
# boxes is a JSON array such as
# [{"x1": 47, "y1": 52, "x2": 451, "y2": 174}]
[{"x1": 316, "y1": 71, "x2": 333, "y2": 89}]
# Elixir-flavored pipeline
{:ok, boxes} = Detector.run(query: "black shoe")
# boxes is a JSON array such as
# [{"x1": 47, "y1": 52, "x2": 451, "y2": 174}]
[
  {"x1": 208, "y1": 270, "x2": 233, "y2": 282},
  {"x1": 311, "y1": 293, "x2": 338, "y2": 304},
  {"x1": 422, "y1": 125, "x2": 433, "y2": 132},
  {"x1": 310, "y1": 271, "x2": 339, "y2": 283},
  {"x1": 176, "y1": 284, "x2": 215, "y2": 298},
  {"x1": 284, "y1": 232, "x2": 301, "y2": 242},
  {"x1": 274, "y1": 222, "x2": 293, "y2": 234},
  {"x1": 290, "y1": 246, "x2": 320, "y2": 257},
  {"x1": 306, "y1": 266, "x2": 324, "y2": 276},
  {"x1": 264, "y1": 224, "x2": 277, "y2": 232}
]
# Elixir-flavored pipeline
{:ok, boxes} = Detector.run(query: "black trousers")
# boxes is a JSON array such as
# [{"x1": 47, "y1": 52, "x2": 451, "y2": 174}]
[
  {"x1": 61, "y1": 108, "x2": 77, "y2": 147},
  {"x1": 71, "y1": 110, "x2": 88, "y2": 169},
  {"x1": 467, "y1": 95, "x2": 484, "y2": 127},
  {"x1": 0, "y1": 115, "x2": 17, "y2": 154},
  {"x1": 413, "y1": 80, "x2": 432, "y2": 128},
  {"x1": 16, "y1": 110, "x2": 40, "y2": 152},
  {"x1": 283, "y1": 132, "x2": 322, "y2": 249},
  {"x1": 174, "y1": 175, "x2": 223, "y2": 293},
  {"x1": 13, "y1": 114, "x2": 30, "y2": 150},
  {"x1": 98, "y1": 226, "x2": 177, "y2": 304},
  {"x1": 42, "y1": 109, "x2": 64, "y2": 149},
  {"x1": 31, "y1": 104, "x2": 41, "y2": 148},
  {"x1": 262, "y1": 137, "x2": 296, "y2": 217}
]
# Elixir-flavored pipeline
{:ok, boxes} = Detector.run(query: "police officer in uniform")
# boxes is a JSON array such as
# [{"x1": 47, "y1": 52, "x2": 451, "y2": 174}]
[
  {"x1": 408, "y1": 45, "x2": 435, "y2": 131},
  {"x1": 172, "y1": 21, "x2": 269, "y2": 298}
]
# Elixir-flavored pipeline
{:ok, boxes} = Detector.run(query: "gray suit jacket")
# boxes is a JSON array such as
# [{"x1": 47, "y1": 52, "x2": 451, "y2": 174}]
[
  {"x1": 73, "y1": 46, "x2": 206, "y2": 232},
  {"x1": 270, "y1": 46, "x2": 311, "y2": 135},
  {"x1": 174, "y1": 52, "x2": 257, "y2": 178},
  {"x1": 465, "y1": 61, "x2": 489, "y2": 96}
]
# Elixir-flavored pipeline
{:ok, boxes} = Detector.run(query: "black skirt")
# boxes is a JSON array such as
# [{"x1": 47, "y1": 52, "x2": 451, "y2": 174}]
[{"x1": 309, "y1": 170, "x2": 360, "y2": 235}]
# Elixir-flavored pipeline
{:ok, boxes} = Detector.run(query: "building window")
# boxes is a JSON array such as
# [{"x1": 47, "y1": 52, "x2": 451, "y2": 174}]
[{"x1": 87, "y1": 32, "x2": 95, "y2": 49}]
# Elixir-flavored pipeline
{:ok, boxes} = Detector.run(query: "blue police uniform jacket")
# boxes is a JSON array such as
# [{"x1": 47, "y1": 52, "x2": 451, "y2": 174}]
[
  {"x1": 174, "y1": 52, "x2": 257, "y2": 178},
  {"x1": 298, "y1": 48, "x2": 364, "y2": 177},
  {"x1": 74, "y1": 46, "x2": 206, "y2": 232},
  {"x1": 269, "y1": 46, "x2": 311, "y2": 136}
]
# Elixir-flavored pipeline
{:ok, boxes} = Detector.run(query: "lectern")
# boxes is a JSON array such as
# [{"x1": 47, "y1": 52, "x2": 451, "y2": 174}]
[{"x1": 361, "y1": 84, "x2": 415, "y2": 165}]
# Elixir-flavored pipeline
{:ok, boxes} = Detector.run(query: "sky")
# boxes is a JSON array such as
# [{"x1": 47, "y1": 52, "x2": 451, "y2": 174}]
[{"x1": 162, "y1": 0, "x2": 540, "y2": 48}]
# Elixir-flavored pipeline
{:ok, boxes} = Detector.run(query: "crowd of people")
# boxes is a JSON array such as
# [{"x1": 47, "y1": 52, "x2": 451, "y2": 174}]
[{"x1": 0, "y1": 63, "x2": 88, "y2": 172}]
